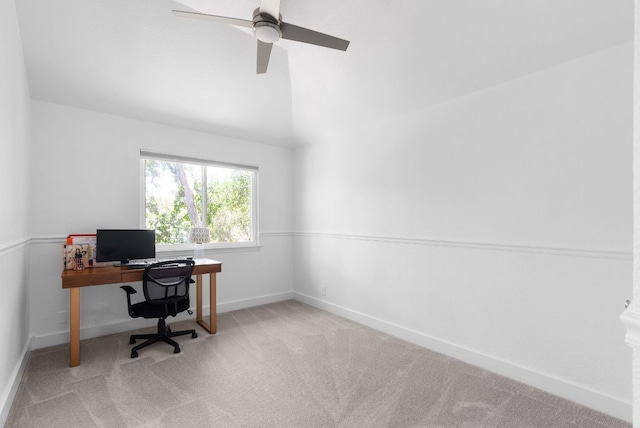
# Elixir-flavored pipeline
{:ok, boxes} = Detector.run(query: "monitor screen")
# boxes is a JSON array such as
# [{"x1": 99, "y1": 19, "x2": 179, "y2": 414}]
[{"x1": 96, "y1": 229, "x2": 156, "y2": 265}]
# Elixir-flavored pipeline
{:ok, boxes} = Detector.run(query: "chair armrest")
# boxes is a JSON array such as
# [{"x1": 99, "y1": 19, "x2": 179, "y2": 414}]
[
  {"x1": 120, "y1": 285, "x2": 137, "y2": 295},
  {"x1": 120, "y1": 285, "x2": 138, "y2": 318}
]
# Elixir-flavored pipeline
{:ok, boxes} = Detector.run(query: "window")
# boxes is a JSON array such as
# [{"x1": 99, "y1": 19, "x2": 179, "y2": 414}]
[{"x1": 141, "y1": 151, "x2": 258, "y2": 249}]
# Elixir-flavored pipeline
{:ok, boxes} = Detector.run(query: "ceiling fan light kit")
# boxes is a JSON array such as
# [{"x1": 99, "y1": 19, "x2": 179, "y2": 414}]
[
  {"x1": 173, "y1": 0, "x2": 350, "y2": 74},
  {"x1": 253, "y1": 10, "x2": 282, "y2": 43}
]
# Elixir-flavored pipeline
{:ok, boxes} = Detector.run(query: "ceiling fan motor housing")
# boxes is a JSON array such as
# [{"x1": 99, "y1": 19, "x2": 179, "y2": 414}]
[{"x1": 252, "y1": 8, "x2": 282, "y2": 43}]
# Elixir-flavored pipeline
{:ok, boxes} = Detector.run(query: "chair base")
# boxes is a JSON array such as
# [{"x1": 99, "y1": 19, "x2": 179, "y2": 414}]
[{"x1": 129, "y1": 318, "x2": 197, "y2": 358}]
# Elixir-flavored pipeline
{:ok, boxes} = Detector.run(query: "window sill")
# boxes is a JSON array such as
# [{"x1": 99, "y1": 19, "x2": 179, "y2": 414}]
[{"x1": 156, "y1": 244, "x2": 261, "y2": 259}]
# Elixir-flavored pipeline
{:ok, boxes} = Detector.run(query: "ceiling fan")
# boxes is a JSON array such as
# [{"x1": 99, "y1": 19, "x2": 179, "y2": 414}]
[{"x1": 172, "y1": 0, "x2": 350, "y2": 74}]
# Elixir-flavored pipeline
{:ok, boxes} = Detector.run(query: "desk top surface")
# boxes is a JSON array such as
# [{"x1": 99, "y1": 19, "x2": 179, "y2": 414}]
[{"x1": 61, "y1": 258, "x2": 222, "y2": 289}]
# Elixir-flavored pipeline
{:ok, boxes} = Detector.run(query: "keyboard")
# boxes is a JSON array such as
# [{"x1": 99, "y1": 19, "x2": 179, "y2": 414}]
[
  {"x1": 123, "y1": 259, "x2": 188, "y2": 269},
  {"x1": 125, "y1": 263, "x2": 150, "y2": 269}
]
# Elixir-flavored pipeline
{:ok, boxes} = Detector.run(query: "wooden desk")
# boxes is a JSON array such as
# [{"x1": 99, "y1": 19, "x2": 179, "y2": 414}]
[{"x1": 61, "y1": 258, "x2": 222, "y2": 367}]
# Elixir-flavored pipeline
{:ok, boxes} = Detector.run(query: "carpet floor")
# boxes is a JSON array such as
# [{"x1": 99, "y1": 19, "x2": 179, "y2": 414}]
[{"x1": 5, "y1": 300, "x2": 631, "y2": 427}]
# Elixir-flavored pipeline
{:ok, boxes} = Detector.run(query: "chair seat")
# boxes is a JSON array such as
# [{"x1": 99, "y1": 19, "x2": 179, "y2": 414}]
[{"x1": 130, "y1": 299, "x2": 190, "y2": 319}]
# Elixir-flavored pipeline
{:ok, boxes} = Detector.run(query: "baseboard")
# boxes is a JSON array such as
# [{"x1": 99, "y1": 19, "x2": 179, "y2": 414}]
[
  {"x1": 217, "y1": 291, "x2": 295, "y2": 314},
  {"x1": 0, "y1": 337, "x2": 32, "y2": 427},
  {"x1": 294, "y1": 292, "x2": 632, "y2": 423},
  {"x1": 32, "y1": 318, "x2": 160, "y2": 350},
  {"x1": 31, "y1": 291, "x2": 296, "y2": 350}
]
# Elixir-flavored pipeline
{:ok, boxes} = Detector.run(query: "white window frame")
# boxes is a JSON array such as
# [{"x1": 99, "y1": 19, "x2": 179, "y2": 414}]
[{"x1": 140, "y1": 150, "x2": 259, "y2": 253}]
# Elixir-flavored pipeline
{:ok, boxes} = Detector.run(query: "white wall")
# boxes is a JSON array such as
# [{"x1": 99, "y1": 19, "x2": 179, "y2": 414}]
[
  {"x1": 28, "y1": 101, "x2": 293, "y2": 346},
  {"x1": 0, "y1": 0, "x2": 31, "y2": 423},
  {"x1": 293, "y1": 43, "x2": 633, "y2": 420},
  {"x1": 628, "y1": 1, "x2": 640, "y2": 425}
]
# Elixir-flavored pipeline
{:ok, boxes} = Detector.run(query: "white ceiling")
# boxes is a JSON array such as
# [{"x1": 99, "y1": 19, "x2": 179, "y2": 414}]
[{"x1": 15, "y1": 0, "x2": 633, "y2": 148}]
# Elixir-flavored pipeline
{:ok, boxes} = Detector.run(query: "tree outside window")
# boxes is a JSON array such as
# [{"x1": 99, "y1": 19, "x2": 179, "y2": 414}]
[{"x1": 143, "y1": 156, "x2": 256, "y2": 246}]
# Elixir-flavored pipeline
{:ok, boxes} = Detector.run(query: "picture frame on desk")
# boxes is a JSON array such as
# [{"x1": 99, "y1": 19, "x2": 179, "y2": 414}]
[
  {"x1": 63, "y1": 244, "x2": 91, "y2": 270},
  {"x1": 64, "y1": 233, "x2": 105, "y2": 269}
]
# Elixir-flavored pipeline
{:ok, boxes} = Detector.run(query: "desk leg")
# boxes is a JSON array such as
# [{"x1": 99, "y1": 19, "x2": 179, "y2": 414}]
[
  {"x1": 196, "y1": 273, "x2": 217, "y2": 334},
  {"x1": 69, "y1": 288, "x2": 80, "y2": 367},
  {"x1": 196, "y1": 274, "x2": 203, "y2": 326},
  {"x1": 210, "y1": 273, "x2": 217, "y2": 334}
]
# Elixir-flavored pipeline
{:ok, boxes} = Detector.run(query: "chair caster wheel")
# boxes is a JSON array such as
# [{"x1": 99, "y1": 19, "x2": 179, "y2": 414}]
[
  {"x1": 174, "y1": 347, "x2": 181, "y2": 354},
  {"x1": 131, "y1": 351, "x2": 138, "y2": 358},
  {"x1": 129, "y1": 338, "x2": 136, "y2": 344},
  {"x1": 192, "y1": 332, "x2": 198, "y2": 338}
]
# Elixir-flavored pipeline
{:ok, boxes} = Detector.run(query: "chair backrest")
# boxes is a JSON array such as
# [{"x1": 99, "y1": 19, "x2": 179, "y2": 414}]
[{"x1": 142, "y1": 260, "x2": 195, "y2": 316}]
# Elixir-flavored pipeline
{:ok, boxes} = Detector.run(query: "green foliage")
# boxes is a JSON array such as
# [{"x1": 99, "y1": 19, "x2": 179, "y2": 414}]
[
  {"x1": 144, "y1": 160, "x2": 252, "y2": 245},
  {"x1": 145, "y1": 160, "x2": 190, "y2": 244},
  {"x1": 207, "y1": 170, "x2": 251, "y2": 242}
]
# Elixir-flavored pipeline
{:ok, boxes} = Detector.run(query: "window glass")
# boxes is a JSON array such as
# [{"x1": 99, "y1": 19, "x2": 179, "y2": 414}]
[
  {"x1": 142, "y1": 155, "x2": 257, "y2": 247},
  {"x1": 206, "y1": 166, "x2": 253, "y2": 243}
]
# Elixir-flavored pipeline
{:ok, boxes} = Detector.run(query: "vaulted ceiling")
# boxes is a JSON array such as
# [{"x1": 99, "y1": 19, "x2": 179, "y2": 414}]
[{"x1": 15, "y1": 0, "x2": 633, "y2": 148}]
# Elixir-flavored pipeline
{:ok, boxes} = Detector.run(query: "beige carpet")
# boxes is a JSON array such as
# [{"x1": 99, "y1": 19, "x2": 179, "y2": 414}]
[{"x1": 6, "y1": 300, "x2": 631, "y2": 427}]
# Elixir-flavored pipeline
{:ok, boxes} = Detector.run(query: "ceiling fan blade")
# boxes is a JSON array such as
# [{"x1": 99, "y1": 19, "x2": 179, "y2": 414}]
[
  {"x1": 172, "y1": 10, "x2": 253, "y2": 28},
  {"x1": 256, "y1": 40, "x2": 273, "y2": 74},
  {"x1": 259, "y1": 0, "x2": 281, "y2": 18},
  {"x1": 280, "y1": 22, "x2": 350, "y2": 51}
]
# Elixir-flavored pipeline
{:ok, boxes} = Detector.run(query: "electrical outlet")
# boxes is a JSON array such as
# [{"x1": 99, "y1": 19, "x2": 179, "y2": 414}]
[{"x1": 321, "y1": 286, "x2": 326, "y2": 296}]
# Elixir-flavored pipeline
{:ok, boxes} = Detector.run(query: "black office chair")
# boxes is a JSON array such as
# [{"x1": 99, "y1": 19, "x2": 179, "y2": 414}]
[{"x1": 120, "y1": 259, "x2": 198, "y2": 358}]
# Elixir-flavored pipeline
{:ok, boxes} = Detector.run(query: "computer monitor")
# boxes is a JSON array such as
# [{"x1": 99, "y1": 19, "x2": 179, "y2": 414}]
[{"x1": 95, "y1": 229, "x2": 156, "y2": 265}]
